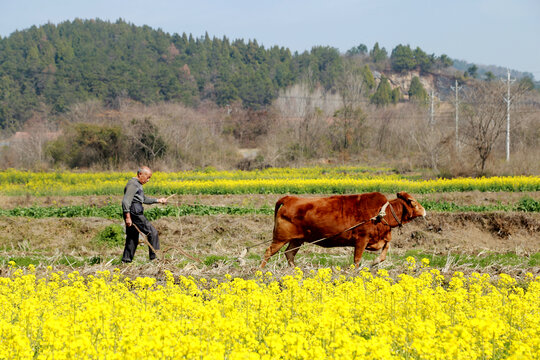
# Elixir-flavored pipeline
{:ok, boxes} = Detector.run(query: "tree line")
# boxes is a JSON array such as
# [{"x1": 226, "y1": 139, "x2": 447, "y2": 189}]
[
  {"x1": 1, "y1": 19, "x2": 537, "y2": 176},
  {"x1": 0, "y1": 18, "x2": 458, "y2": 130}
]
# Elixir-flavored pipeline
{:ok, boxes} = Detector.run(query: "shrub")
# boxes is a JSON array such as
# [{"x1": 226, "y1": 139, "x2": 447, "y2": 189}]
[
  {"x1": 96, "y1": 224, "x2": 125, "y2": 247},
  {"x1": 46, "y1": 123, "x2": 125, "y2": 168}
]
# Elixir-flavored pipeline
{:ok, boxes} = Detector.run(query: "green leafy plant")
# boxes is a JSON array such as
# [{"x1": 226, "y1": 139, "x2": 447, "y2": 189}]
[
  {"x1": 515, "y1": 197, "x2": 540, "y2": 212},
  {"x1": 96, "y1": 224, "x2": 125, "y2": 247},
  {"x1": 203, "y1": 255, "x2": 229, "y2": 266}
]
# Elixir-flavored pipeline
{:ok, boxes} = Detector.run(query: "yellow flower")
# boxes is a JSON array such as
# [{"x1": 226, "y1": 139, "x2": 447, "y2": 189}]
[{"x1": 1, "y1": 264, "x2": 539, "y2": 359}]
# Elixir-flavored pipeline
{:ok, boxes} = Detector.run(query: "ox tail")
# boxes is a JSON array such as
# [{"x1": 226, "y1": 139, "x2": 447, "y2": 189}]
[
  {"x1": 274, "y1": 197, "x2": 286, "y2": 219},
  {"x1": 240, "y1": 197, "x2": 290, "y2": 265},
  {"x1": 273, "y1": 196, "x2": 289, "y2": 236}
]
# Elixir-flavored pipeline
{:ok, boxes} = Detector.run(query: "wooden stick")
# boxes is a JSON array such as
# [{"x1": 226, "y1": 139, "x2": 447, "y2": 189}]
[
  {"x1": 163, "y1": 245, "x2": 203, "y2": 264},
  {"x1": 132, "y1": 223, "x2": 159, "y2": 254},
  {"x1": 132, "y1": 223, "x2": 202, "y2": 263}
]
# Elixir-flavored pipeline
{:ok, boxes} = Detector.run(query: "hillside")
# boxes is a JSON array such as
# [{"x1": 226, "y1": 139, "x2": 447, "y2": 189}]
[
  {"x1": 0, "y1": 19, "x2": 538, "y2": 176},
  {"x1": 452, "y1": 59, "x2": 534, "y2": 81},
  {"x1": 0, "y1": 19, "x2": 300, "y2": 128},
  {"x1": 0, "y1": 18, "x2": 497, "y2": 130}
]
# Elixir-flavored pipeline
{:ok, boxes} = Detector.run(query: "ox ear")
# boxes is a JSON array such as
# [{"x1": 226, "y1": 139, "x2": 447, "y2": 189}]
[
  {"x1": 397, "y1": 191, "x2": 413, "y2": 204},
  {"x1": 396, "y1": 191, "x2": 408, "y2": 201}
]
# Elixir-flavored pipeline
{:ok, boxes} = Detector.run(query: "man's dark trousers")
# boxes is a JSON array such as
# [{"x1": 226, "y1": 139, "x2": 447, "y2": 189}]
[{"x1": 122, "y1": 213, "x2": 160, "y2": 262}]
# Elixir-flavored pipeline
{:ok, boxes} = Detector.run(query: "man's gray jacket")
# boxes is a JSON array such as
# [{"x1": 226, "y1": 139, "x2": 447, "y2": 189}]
[{"x1": 122, "y1": 177, "x2": 157, "y2": 215}]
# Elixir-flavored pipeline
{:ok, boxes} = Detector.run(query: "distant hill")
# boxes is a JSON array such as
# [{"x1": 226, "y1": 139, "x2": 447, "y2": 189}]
[
  {"x1": 0, "y1": 19, "x2": 306, "y2": 128},
  {"x1": 1, "y1": 18, "x2": 534, "y2": 130},
  {"x1": 452, "y1": 59, "x2": 534, "y2": 81}
]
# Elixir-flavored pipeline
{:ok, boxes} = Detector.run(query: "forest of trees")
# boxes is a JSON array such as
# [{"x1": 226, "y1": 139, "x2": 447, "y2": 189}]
[
  {"x1": 0, "y1": 19, "x2": 460, "y2": 130},
  {"x1": 0, "y1": 19, "x2": 538, "y2": 176}
]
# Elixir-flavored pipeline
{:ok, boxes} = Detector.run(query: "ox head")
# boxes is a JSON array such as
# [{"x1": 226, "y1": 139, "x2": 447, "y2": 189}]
[{"x1": 396, "y1": 191, "x2": 426, "y2": 220}]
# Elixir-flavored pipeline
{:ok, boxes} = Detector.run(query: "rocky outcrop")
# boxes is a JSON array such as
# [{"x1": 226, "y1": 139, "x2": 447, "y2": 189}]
[{"x1": 382, "y1": 70, "x2": 458, "y2": 101}]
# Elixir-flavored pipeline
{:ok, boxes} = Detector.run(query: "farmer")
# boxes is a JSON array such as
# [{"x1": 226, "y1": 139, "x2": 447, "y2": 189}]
[{"x1": 121, "y1": 166, "x2": 168, "y2": 263}]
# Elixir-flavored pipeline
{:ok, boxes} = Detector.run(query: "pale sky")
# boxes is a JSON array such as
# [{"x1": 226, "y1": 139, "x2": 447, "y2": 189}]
[{"x1": 1, "y1": 0, "x2": 539, "y2": 78}]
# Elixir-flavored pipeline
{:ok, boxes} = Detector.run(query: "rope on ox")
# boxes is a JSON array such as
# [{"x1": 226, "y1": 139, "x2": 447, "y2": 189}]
[{"x1": 238, "y1": 201, "x2": 399, "y2": 264}]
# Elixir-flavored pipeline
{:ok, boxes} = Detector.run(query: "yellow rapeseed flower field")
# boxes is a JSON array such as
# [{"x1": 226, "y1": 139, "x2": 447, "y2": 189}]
[
  {"x1": 0, "y1": 168, "x2": 538, "y2": 195},
  {"x1": 1, "y1": 263, "x2": 539, "y2": 359}
]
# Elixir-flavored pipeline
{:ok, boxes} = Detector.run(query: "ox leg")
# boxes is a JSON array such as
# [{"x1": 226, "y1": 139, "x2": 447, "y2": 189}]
[
  {"x1": 261, "y1": 241, "x2": 288, "y2": 268},
  {"x1": 371, "y1": 242, "x2": 390, "y2": 267},
  {"x1": 353, "y1": 240, "x2": 369, "y2": 268},
  {"x1": 284, "y1": 239, "x2": 303, "y2": 267}
]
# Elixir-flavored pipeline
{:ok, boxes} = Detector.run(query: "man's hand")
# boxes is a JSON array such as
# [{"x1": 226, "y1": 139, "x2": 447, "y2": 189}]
[
  {"x1": 157, "y1": 197, "x2": 168, "y2": 204},
  {"x1": 125, "y1": 213, "x2": 132, "y2": 227}
]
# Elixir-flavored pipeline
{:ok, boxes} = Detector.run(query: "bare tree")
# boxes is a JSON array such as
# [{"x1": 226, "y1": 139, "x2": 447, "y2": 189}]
[
  {"x1": 222, "y1": 104, "x2": 272, "y2": 148},
  {"x1": 410, "y1": 99, "x2": 453, "y2": 172},
  {"x1": 296, "y1": 107, "x2": 330, "y2": 159},
  {"x1": 411, "y1": 122, "x2": 449, "y2": 172},
  {"x1": 152, "y1": 102, "x2": 240, "y2": 169},
  {"x1": 331, "y1": 106, "x2": 366, "y2": 154},
  {"x1": 8, "y1": 110, "x2": 58, "y2": 168},
  {"x1": 338, "y1": 60, "x2": 368, "y2": 108},
  {"x1": 461, "y1": 81, "x2": 509, "y2": 174},
  {"x1": 334, "y1": 59, "x2": 369, "y2": 153}
]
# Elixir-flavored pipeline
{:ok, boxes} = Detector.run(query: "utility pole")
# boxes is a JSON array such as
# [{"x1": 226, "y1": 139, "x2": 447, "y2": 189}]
[
  {"x1": 429, "y1": 90, "x2": 436, "y2": 126},
  {"x1": 427, "y1": 89, "x2": 438, "y2": 171},
  {"x1": 503, "y1": 68, "x2": 515, "y2": 162},
  {"x1": 450, "y1": 80, "x2": 462, "y2": 152}
]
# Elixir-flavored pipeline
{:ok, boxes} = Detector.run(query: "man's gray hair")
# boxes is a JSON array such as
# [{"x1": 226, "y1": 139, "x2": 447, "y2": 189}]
[{"x1": 137, "y1": 166, "x2": 152, "y2": 175}]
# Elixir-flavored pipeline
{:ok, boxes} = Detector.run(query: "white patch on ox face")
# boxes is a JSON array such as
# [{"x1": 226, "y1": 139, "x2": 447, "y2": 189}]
[
  {"x1": 414, "y1": 202, "x2": 427, "y2": 217},
  {"x1": 412, "y1": 201, "x2": 426, "y2": 218},
  {"x1": 410, "y1": 197, "x2": 426, "y2": 218}
]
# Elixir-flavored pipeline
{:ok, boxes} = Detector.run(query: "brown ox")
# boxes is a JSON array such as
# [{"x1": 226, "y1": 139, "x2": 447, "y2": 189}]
[{"x1": 261, "y1": 191, "x2": 426, "y2": 268}]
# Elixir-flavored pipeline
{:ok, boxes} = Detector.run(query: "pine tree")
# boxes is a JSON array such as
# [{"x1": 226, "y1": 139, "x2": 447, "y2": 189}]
[
  {"x1": 371, "y1": 76, "x2": 393, "y2": 107},
  {"x1": 408, "y1": 76, "x2": 428, "y2": 103},
  {"x1": 391, "y1": 44, "x2": 416, "y2": 72},
  {"x1": 370, "y1": 42, "x2": 388, "y2": 63}
]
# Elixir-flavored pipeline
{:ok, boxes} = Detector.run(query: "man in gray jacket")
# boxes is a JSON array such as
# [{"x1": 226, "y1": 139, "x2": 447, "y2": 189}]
[{"x1": 121, "y1": 166, "x2": 167, "y2": 263}]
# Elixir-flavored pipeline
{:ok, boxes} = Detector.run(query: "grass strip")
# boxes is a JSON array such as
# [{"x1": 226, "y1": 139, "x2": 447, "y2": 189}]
[
  {"x1": 422, "y1": 197, "x2": 540, "y2": 212},
  {"x1": 0, "y1": 198, "x2": 538, "y2": 220},
  {"x1": 288, "y1": 250, "x2": 540, "y2": 268},
  {"x1": 0, "y1": 204, "x2": 275, "y2": 220},
  {"x1": 3, "y1": 251, "x2": 539, "y2": 270}
]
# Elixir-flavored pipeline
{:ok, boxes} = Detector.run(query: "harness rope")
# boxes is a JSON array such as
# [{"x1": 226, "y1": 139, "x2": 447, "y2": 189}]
[{"x1": 380, "y1": 201, "x2": 403, "y2": 228}]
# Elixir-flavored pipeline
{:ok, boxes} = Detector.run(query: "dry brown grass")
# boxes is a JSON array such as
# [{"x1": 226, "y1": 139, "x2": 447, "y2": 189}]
[{"x1": 1, "y1": 207, "x2": 539, "y2": 281}]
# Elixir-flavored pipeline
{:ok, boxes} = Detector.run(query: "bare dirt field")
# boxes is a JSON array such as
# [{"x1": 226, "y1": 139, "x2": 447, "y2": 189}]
[{"x1": 1, "y1": 192, "x2": 539, "y2": 280}]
